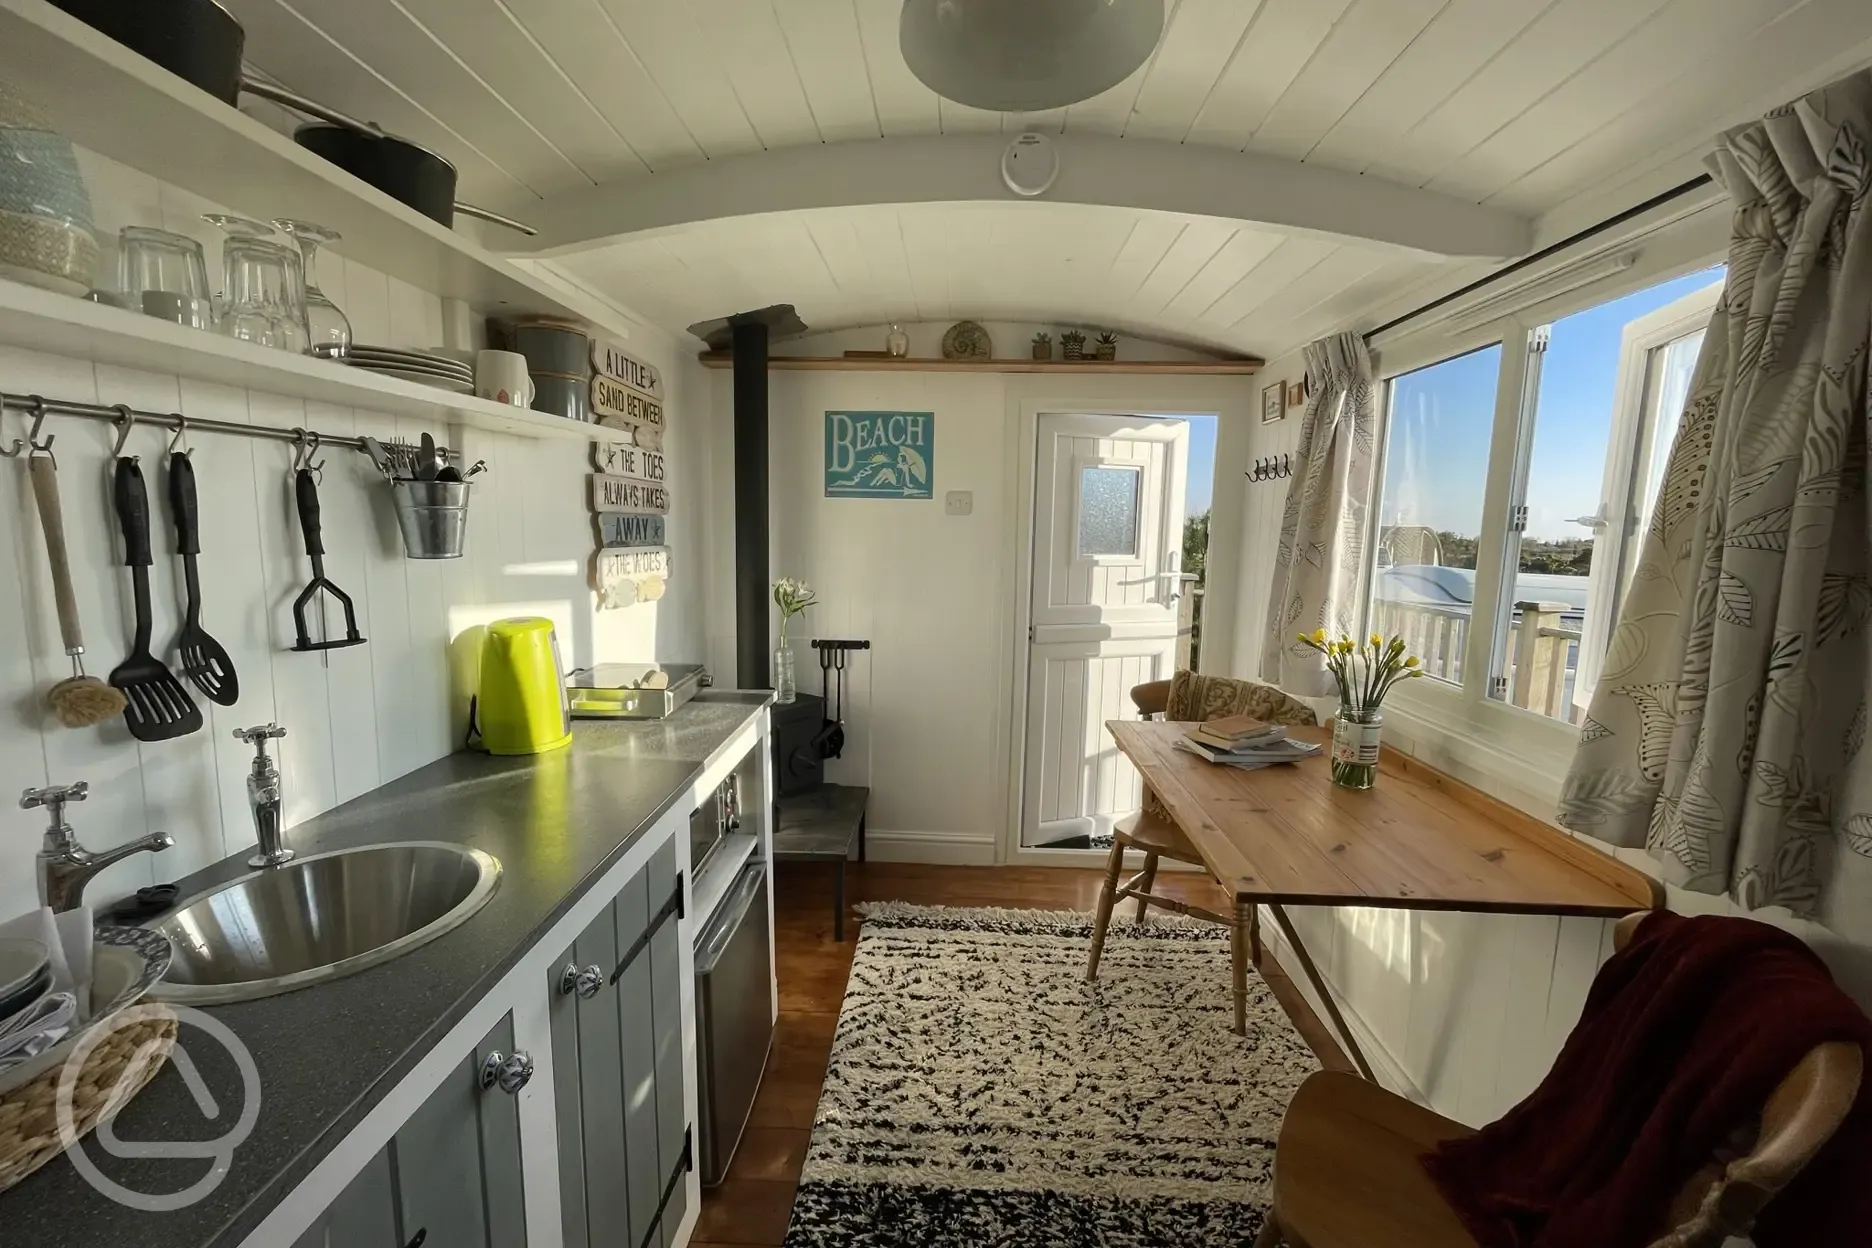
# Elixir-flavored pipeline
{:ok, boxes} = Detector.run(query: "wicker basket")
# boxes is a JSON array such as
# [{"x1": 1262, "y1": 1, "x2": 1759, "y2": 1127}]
[{"x1": 0, "y1": 1006, "x2": 176, "y2": 1193}]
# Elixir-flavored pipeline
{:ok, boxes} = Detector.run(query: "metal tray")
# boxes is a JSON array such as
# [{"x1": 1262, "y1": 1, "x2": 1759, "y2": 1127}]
[{"x1": 566, "y1": 663, "x2": 705, "y2": 720}]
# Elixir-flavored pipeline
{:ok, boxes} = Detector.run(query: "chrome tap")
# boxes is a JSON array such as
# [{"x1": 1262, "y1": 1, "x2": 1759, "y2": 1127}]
[
  {"x1": 236, "y1": 724, "x2": 293, "y2": 867},
  {"x1": 22, "y1": 782, "x2": 174, "y2": 914}
]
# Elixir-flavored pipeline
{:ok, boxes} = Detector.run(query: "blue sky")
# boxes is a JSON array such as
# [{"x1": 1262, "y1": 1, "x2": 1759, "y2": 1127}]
[
  {"x1": 1380, "y1": 266, "x2": 1724, "y2": 541},
  {"x1": 1186, "y1": 414, "x2": 1216, "y2": 517}
]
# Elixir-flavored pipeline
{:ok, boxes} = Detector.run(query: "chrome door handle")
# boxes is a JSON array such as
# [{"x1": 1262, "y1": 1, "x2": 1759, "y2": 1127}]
[
  {"x1": 480, "y1": 1050, "x2": 534, "y2": 1094},
  {"x1": 560, "y1": 962, "x2": 605, "y2": 999}
]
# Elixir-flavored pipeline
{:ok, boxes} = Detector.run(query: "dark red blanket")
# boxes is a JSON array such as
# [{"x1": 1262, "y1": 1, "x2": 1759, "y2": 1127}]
[{"x1": 1421, "y1": 910, "x2": 1872, "y2": 1247}]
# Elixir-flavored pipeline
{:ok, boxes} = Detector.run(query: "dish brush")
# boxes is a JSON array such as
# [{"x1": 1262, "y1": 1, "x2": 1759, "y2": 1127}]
[{"x1": 29, "y1": 456, "x2": 128, "y2": 727}]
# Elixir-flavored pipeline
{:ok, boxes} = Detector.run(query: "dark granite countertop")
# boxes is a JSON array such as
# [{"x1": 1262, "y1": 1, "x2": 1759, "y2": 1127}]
[{"x1": 2, "y1": 693, "x2": 768, "y2": 1248}]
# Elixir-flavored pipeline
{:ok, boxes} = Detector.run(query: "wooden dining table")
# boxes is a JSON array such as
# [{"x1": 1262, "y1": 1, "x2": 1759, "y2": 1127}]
[{"x1": 1105, "y1": 720, "x2": 1662, "y2": 1080}]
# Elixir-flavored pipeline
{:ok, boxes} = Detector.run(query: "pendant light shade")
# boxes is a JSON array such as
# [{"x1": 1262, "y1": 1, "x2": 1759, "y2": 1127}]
[{"x1": 899, "y1": 0, "x2": 1166, "y2": 112}]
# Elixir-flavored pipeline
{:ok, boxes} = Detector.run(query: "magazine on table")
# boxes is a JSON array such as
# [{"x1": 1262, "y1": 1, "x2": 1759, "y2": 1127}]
[{"x1": 1174, "y1": 732, "x2": 1321, "y2": 769}]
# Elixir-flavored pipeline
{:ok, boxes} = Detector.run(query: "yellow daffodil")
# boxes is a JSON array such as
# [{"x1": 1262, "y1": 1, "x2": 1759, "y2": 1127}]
[
  {"x1": 1405, "y1": 655, "x2": 1420, "y2": 668},
  {"x1": 1311, "y1": 628, "x2": 1327, "y2": 644},
  {"x1": 1369, "y1": 633, "x2": 1383, "y2": 647}
]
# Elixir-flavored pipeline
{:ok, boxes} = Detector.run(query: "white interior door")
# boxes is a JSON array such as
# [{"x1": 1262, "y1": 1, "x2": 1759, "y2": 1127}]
[
  {"x1": 1573, "y1": 281, "x2": 1721, "y2": 712},
  {"x1": 1022, "y1": 413, "x2": 1189, "y2": 848}
]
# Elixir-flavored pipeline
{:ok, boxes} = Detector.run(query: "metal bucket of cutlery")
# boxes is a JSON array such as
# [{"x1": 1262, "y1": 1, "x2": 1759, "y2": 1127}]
[{"x1": 391, "y1": 480, "x2": 470, "y2": 559}]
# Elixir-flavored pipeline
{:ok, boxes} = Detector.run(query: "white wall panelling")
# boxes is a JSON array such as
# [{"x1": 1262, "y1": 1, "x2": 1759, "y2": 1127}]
[
  {"x1": 0, "y1": 152, "x2": 702, "y2": 923},
  {"x1": 702, "y1": 359, "x2": 1259, "y2": 859}
]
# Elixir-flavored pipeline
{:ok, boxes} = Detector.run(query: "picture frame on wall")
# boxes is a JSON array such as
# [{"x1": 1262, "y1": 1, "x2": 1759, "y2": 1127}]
[
  {"x1": 1261, "y1": 382, "x2": 1284, "y2": 424},
  {"x1": 1285, "y1": 380, "x2": 1306, "y2": 409}
]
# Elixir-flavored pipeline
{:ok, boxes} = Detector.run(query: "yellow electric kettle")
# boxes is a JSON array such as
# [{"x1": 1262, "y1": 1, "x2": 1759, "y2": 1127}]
[{"x1": 472, "y1": 617, "x2": 572, "y2": 755}]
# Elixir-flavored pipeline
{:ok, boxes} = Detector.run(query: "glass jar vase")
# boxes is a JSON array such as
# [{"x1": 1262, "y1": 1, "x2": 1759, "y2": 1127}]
[
  {"x1": 1331, "y1": 707, "x2": 1382, "y2": 790},
  {"x1": 773, "y1": 644, "x2": 797, "y2": 704}
]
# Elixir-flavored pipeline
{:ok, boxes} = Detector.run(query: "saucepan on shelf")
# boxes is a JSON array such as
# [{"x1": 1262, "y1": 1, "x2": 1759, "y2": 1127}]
[{"x1": 238, "y1": 79, "x2": 535, "y2": 236}]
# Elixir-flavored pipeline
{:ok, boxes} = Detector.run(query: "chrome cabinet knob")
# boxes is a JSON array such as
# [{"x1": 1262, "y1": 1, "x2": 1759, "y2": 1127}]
[
  {"x1": 560, "y1": 962, "x2": 605, "y2": 999},
  {"x1": 480, "y1": 1049, "x2": 534, "y2": 1095}
]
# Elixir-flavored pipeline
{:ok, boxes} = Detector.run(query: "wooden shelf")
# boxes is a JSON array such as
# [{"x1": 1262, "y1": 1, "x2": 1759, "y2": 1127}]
[
  {"x1": 0, "y1": 0, "x2": 620, "y2": 330},
  {"x1": 697, "y1": 353, "x2": 1263, "y2": 375},
  {"x1": 0, "y1": 279, "x2": 598, "y2": 441}
]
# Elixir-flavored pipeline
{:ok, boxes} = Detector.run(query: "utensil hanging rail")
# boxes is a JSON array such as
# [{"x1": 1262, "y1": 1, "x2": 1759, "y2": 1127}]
[{"x1": 0, "y1": 392, "x2": 453, "y2": 460}]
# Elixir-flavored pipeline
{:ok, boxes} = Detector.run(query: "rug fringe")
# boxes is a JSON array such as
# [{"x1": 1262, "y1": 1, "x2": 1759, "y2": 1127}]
[{"x1": 853, "y1": 900, "x2": 1218, "y2": 932}]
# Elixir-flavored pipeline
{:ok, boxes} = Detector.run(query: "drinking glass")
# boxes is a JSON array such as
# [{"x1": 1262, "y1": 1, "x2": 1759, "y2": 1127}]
[
  {"x1": 220, "y1": 236, "x2": 307, "y2": 352},
  {"x1": 272, "y1": 219, "x2": 350, "y2": 355},
  {"x1": 117, "y1": 226, "x2": 211, "y2": 329}
]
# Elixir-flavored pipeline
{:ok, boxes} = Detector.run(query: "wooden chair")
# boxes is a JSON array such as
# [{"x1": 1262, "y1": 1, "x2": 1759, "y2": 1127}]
[
  {"x1": 1086, "y1": 671, "x2": 1319, "y2": 1036},
  {"x1": 1253, "y1": 912, "x2": 1866, "y2": 1248}
]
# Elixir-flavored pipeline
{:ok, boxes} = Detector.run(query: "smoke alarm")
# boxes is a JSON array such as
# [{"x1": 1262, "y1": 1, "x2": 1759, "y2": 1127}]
[{"x1": 1002, "y1": 133, "x2": 1060, "y2": 198}]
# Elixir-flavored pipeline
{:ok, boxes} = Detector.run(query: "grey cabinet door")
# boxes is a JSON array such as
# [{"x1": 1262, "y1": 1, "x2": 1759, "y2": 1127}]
[
  {"x1": 646, "y1": 839, "x2": 691, "y2": 1247},
  {"x1": 388, "y1": 1012, "x2": 527, "y2": 1248},
  {"x1": 548, "y1": 939, "x2": 591, "y2": 1248},
  {"x1": 613, "y1": 869, "x2": 662, "y2": 1248},
  {"x1": 290, "y1": 1149, "x2": 398, "y2": 1248}
]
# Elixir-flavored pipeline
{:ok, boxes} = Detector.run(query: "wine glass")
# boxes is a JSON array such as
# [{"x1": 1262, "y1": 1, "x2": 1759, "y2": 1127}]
[
  {"x1": 203, "y1": 215, "x2": 307, "y2": 352},
  {"x1": 272, "y1": 219, "x2": 351, "y2": 356}
]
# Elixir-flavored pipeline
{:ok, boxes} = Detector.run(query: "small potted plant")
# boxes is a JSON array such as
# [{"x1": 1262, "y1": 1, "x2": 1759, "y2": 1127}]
[
  {"x1": 1296, "y1": 629, "x2": 1423, "y2": 789},
  {"x1": 1031, "y1": 332, "x2": 1052, "y2": 360},
  {"x1": 1060, "y1": 329, "x2": 1086, "y2": 361},
  {"x1": 1095, "y1": 331, "x2": 1118, "y2": 361},
  {"x1": 772, "y1": 577, "x2": 817, "y2": 704}
]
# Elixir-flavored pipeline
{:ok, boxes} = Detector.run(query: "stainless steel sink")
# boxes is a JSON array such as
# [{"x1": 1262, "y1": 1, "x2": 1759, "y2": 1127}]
[{"x1": 149, "y1": 842, "x2": 501, "y2": 1005}]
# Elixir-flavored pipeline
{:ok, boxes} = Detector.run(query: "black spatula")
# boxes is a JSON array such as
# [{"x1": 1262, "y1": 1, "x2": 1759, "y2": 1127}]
[
  {"x1": 110, "y1": 458, "x2": 202, "y2": 741},
  {"x1": 168, "y1": 452, "x2": 238, "y2": 705}
]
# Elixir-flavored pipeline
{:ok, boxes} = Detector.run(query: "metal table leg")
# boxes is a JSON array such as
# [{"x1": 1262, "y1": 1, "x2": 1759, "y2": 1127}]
[{"x1": 1267, "y1": 902, "x2": 1376, "y2": 1082}]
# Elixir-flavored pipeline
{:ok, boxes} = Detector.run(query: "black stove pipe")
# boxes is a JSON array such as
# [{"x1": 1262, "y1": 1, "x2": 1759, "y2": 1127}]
[{"x1": 732, "y1": 318, "x2": 770, "y2": 690}]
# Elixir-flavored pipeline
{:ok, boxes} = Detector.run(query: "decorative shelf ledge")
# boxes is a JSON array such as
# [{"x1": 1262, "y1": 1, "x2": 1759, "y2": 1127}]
[
  {"x1": 696, "y1": 354, "x2": 1263, "y2": 375},
  {"x1": 0, "y1": 0, "x2": 619, "y2": 331},
  {"x1": 0, "y1": 279, "x2": 596, "y2": 441}
]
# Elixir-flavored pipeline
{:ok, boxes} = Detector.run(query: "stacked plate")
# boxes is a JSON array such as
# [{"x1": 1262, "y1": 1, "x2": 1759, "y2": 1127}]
[
  {"x1": 335, "y1": 344, "x2": 475, "y2": 395},
  {"x1": 0, "y1": 939, "x2": 50, "y2": 1026}
]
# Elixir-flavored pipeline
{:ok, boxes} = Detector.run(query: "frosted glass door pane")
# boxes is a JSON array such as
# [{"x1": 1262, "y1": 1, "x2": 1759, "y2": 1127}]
[{"x1": 1078, "y1": 466, "x2": 1141, "y2": 556}]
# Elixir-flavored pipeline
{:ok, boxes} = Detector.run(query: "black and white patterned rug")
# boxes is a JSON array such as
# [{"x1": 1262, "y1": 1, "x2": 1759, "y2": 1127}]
[{"x1": 782, "y1": 903, "x2": 1320, "y2": 1247}]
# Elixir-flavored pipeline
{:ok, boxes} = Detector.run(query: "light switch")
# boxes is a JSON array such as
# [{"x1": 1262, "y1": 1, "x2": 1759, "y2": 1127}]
[{"x1": 945, "y1": 490, "x2": 973, "y2": 515}]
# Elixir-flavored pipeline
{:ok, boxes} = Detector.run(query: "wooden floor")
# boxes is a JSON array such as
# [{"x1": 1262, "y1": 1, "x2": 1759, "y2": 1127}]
[{"x1": 693, "y1": 860, "x2": 1353, "y2": 1247}]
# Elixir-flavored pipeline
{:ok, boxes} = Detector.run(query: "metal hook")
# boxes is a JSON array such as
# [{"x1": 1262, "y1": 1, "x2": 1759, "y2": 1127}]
[
  {"x1": 304, "y1": 430, "x2": 325, "y2": 478},
  {"x1": 0, "y1": 409, "x2": 20, "y2": 459},
  {"x1": 24, "y1": 397, "x2": 54, "y2": 463},
  {"x1": 168, "y1": 414, "x2": 189, "y2": 456},
  {"x1": 110, "y1": 405, "x2": 136, "y2": 459},
  {"x1": 290, "y1": 427, "x2": 308, "y2": 471}
]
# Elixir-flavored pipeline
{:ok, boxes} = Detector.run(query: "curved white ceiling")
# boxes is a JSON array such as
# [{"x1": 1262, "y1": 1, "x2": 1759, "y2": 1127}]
[{"x1": 225, "y1": 0, "x2": 1872, "y2": 350}]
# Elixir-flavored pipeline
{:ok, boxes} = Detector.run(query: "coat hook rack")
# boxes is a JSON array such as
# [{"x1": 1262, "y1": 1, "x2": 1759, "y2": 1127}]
[{"x1": 1245, "y1": 453, "x2": 1293, "y2": 483}]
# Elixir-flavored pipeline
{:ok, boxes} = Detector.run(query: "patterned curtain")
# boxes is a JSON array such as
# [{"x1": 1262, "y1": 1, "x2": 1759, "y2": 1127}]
[
  {"x1": 1260, "y1": 332, "x2": 1378, "y2": 696},
  {"x1": 1558, "y1": 71, "x2": 1872, "y2": 939}
]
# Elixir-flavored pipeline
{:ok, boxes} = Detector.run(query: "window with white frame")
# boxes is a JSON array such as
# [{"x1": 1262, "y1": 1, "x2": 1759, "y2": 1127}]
[{"x1": 1364, "y1": 265, "x2": 1725, "y2": 731}]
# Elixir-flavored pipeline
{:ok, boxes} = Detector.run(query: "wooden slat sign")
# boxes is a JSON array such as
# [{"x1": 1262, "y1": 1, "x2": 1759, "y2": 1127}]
[
  {"x1": 596, "y1": 513, "x2": 666, "y2": 548},
  {"x1": 591, "y1": 339, "x2": 662, "y2": 399},
  {"x1": 592, "y1": 375, "x2": 665, "y2": 443},
  {"x1": 592, "y1": 546, "x2": 669, "y2": 610},
  {"x1": 591, "y1": 441, "x2": 665, "y2": 483},
  {"x1": 588, "y1": 473, "x2": 670, "y2": 515}
]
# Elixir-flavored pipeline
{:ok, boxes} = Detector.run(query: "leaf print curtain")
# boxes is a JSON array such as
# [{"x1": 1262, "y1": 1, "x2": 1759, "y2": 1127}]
[
  {"x1": 1260, "y1": 332, "x2": 1378, "y2": 696},
  {"x1": 1558, "y1": 70, "x2": 1872, "y2": 939}
]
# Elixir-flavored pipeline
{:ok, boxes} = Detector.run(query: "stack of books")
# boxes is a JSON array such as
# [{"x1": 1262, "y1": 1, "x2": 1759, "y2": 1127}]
[{"x1": 1175, "y1": 714, "x2": 1322, "y2": 769}]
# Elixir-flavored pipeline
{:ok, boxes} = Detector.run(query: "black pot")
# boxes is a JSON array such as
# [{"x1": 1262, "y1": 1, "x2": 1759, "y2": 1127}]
[
  {"x1": 52, "y1": 0, "x2": 245, "y2": 105},
  {"x1": 292, "y1": 122, "x2": 458, "y2": 226}
]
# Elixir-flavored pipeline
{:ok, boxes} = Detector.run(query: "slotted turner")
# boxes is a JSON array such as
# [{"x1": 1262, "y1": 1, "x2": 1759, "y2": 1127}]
[
  {"x1": 168, "y1": 452, "x2": 238, "y2": 705},
  {"x1": 109, "y1": 458, "x2": 202, "y2": 740}
]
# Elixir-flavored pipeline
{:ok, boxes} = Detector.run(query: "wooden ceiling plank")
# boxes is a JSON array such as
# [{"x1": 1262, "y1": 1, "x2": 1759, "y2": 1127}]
[
  {"x1": 1123, "y1": 0, "x2": 1269, "y2": 142},
  {"x1": 687, "y1": 0, "x2": 823, "y2": 150},
  {"x1": 1195, "y1": 236, "x2": 1339, "y2": 329},
  {"x1": 591, "y1": 0, "x2": 763, "y2": 160},
  {"x1": 851, "y1": 0, "x2": 940, "y2": 136},
  {"x1": 1304, "y1": 0, "x2": 1551, "y2": 176},
  {"x1": 1159, "y1": 229, "x2": 1287, "y2": 326},
  {"x1": 1376, "y1": 0, "x2": 1675, "y2": 189},
  {"x1": 1248, "y1": 0, "x2": 1448, "y2": 162},
  {"x1": 501, "y1": 0, "x2": 706, "y2": 173},
  {"x1": 1181, "y1": 0, "x2": 1355, "y2": 151},
  {"x1": 773, "y1": 0, "x2": 884, "y2": 143},
  {"x1": 1425, "y1": 0, "x2": 1810, "y2": 203},
  {"x1": 398, "y1": 0, "x2": 644, "y2": 186}
]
